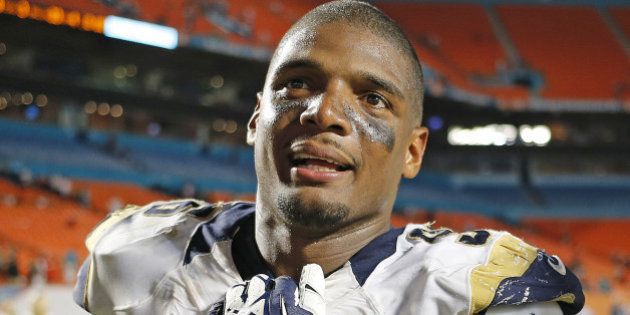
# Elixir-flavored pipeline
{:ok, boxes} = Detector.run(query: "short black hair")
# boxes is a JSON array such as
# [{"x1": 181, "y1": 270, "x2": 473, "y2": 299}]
[{"x1": 271, "y1": 0, "x2": 424, "y2": 123}]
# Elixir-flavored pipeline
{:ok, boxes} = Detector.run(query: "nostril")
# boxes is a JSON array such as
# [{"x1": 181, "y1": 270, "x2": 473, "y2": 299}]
[{"x1": 328, "y1": 124, "x2": 345, "y2": 133}]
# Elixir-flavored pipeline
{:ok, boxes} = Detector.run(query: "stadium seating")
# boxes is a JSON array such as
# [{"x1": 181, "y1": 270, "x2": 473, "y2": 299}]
[
  {"x1": 70, "y1": 179, "x2": 173, "y2": 214},
  {"x1": 0, "y1": 178, "x2": 101, "y2": 281},
  {"x1": 0, "y1": 120, "x2": 126, "y2": 169},
  {"x1": 0, "y1": 118, "x2": 257, "y2": 193},
  {"x1": 379, "y1": 3, "x2": 504, "y2": 76},
  {"x1": 33, "y1": 0, "x2": 629, "y2": 104},
  {"x1": 4, "y1": 118, "x2": 630, "y2": 218},
  {"x1": 223, "y1": 0, "x2": 315, "y2": 47},
  {"x1": 523, "y1": 217, "x2": 630, "y2": 258},
  {"x1": 497, "y1": 5, "x2": 628, "y2": 100},
  {"x1": 378, "y1": 3, "x2": 531, "y2": 103}
]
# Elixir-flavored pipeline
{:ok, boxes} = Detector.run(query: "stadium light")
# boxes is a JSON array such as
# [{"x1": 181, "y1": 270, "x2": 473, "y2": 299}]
[
  {"x1": 447, "y1": 124, "x2": 552, "y2": 147},
  {"x1": 519, "y1": 125, "x2": 551, "y2": 146},
  {"x1": 103, "y1": 16, "x2": 178, "y2": 49},
  {"x1": 447, "y1": 124, "x2": 518, "y2": 146}
]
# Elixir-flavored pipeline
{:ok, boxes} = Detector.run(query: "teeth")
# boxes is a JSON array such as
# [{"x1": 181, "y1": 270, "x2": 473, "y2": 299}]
[
  {"x1": 292, "y1": 153, "x2": 340, "y2": 166},
  {"x1": 303, "y1": 165, "x2": 337, "y2": 172}
]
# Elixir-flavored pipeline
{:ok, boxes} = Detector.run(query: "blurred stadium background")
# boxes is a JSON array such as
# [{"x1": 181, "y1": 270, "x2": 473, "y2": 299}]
[{"x1": 0, "y1": 0, "x2": 629, "y2": 313}]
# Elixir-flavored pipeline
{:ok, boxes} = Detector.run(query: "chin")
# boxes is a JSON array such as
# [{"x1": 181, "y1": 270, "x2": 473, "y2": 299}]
[{"x1": 276, "y1": 190, "x2": 351, "y2": 230}]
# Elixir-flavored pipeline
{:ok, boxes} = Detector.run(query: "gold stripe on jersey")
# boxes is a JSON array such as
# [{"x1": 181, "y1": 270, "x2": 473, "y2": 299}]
[
  {"x1": 553, "y1": 293, "x2": 576, "y2": 304},
  {"x1": 469, "y1": 234, "x2": 538, "y2": 314},
  {"x1": 83, "y1": 256, "x2": 94, "y2": 311},
  {"x1": 86, "y1": 204, "x2": 140, "y2": 251}
]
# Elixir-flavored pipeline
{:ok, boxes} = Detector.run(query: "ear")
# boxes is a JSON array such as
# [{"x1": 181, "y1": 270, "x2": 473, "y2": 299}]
[
  {"x1": 246, "y1": 92, "x2": 263, "y2": 146},
  {"x1": 402, "y1": 126, "x2": 429, "y2": 179}
]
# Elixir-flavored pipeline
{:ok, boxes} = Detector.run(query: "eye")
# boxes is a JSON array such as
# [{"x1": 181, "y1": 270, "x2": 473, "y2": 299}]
[
  {"x1": 286, "y1": 79, "x2": 308, "y2": 90},
  {"x1": 362, "y1": 93, "x2": 389, "y2": 109}
]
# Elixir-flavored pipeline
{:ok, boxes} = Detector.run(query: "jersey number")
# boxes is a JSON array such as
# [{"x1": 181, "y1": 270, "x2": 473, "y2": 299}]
[
  {"x1": 457, "y1": 230, "x2": 490, "y2": 246},
  {"x1": 407, "y1": 227, "x2": 452, "y2": 243}
]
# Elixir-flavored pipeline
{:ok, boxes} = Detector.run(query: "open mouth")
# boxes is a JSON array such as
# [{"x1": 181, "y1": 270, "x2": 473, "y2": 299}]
[
  {"x1": 287, "y1": 145, "x2": 355, "y2": 184},
  {"x1": 291, "y1": 154, "x2": 353, "y2": 173}
]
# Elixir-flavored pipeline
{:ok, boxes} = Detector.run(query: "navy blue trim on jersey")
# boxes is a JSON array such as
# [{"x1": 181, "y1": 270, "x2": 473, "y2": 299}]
[
  {"x1": 184, "y1": 202, "x2": 405, "y2": 285},
  {"x1": 184, "y1": 202, "x2": 255, "y2": 265},
  {"x1": 485, "y1": 250, "x2": 585, "y2": 315},
  {"x1": 231, "y1": 214, "x2": 274, "y2": 279},
  {"x1": 349, "y1": 227, "x2": 405, "y2": 286},
  {"x1": 73, "y1": 256, "x2": 91, "y2": 311},
  {"x1": 187, "y1": 202, "x2": 221, "y2": 218}
]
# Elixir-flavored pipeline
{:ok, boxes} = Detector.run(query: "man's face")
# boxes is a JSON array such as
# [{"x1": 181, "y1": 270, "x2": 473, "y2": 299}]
[{"x1": 248, "y1": 22, "x2": 428, "y2": 231}]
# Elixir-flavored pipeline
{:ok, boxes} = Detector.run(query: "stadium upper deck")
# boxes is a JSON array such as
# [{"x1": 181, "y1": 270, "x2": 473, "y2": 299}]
[{"x1": 7, "y1": 0, "x2": 628, "y2": 111}]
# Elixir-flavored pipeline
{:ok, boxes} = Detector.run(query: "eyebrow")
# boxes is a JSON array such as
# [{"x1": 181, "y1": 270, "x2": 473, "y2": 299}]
[
  {"x1": 357, "y1": 71, "x2": 405, "y2": 100},
  {"x1": 272, "y1": 59, "x2": 405, "y2": 100},
  {"x1": 273, "y1": 59, "x2": 324, "y2": 76}
]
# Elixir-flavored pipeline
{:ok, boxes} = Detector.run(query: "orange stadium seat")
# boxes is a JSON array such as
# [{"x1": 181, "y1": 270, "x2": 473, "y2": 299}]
[
  {"x1": 390, "y1": 213, "x2": 411, "y2": 228},
  {"x1": 135, "y1": 0, "x2": 187, "y2": 30},
  {"x1": 379, "y1": 3, "x2": 529, "y2": 103},
  {"x1": 584, "y1": 291, "x2": 613, "y2": 315},
  {"x1": 379, "y1": 3, "x2": 505, "y2": 75},
  {"x1": 0, "y1": 178, "x2": 21, "y2": 196},
  {"x1": 523, "y1": 218, "x2": 630, "y2": 257},
  {"x1": 206, "y1": 190, "x2": 235, "y2": 203},
  {"x1": 0, "y1": 182, "x2": 104, "y2": 283},
  {"x1": 497, "y1": 5, "x2": 629, "y2": 99},
  {"x1": 432, "y1": 210, "x2": 512, "y2": 231},
  {"x1": 224, "y1": 0, "x2": 317, "y2": 47}
]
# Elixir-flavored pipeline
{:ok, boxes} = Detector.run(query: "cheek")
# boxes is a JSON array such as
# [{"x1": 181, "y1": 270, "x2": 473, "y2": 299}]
[
  {"x1": 343, "y1": 104, "x2": 395, "y2": 152},
  {"x1": 256, "y1": 99, "x2": 308, "y2": 179},
  {"x1": 260, "y1": 97, "x2": 309, "y2": 131}
]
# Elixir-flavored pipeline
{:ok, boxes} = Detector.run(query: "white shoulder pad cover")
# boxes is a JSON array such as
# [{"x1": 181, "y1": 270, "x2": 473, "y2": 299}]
[
  {"x1": 364, "y1": 224, "x2": 583, "y2": 315},
  {"x1": 78, "y1": 199, "x2": 219, "y2": 314}
]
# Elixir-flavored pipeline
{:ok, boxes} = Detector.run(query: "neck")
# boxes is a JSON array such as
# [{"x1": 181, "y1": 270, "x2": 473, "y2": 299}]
[{"x1": 254, "y1": 203, "x2": 391, "y2": 280}]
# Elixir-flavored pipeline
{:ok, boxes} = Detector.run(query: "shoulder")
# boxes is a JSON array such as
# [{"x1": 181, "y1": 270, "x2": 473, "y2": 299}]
[
  {"x1": 85, "y1": 199, "x2": 218, "y2": 252},
  {"x1": 75, "y1": 199, "x2": 255, "y2": 313},
  {"x1": 395, "y1": 223, "x2": 584, "y2": 314},
  {"x1": 397, "y1": 223, "x2": 510, "y2": 266},
  {"x1": 85, "y1": 199, "x2": 257, "y2": 253}
]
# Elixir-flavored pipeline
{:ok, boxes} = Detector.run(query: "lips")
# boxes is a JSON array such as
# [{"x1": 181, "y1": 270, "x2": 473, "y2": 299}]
[
  {"x1": 291, "y1": 153, "x2": 352, "y2": 172},
  {"x1": 287, "y1": 142, "x2": 355, "y2": 184}
]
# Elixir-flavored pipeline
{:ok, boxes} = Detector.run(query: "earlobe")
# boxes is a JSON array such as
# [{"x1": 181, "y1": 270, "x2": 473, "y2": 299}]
[
  {"x1": 402, "y1": 127, "x2": 429, "y2": 179},
  {"x1": 246, "y1": 92, "x2": 263, "y2": 146}
]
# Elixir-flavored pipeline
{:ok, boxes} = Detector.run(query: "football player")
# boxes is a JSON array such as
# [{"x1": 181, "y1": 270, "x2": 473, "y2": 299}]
[{"x1": 74, "y1": 1, "x2": 584, "y2": 314}]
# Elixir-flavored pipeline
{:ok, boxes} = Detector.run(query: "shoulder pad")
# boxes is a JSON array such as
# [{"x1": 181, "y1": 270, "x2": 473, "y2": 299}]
[
  {"x1": 470, "y1": 233, "x2": 584, "y2": 314},
  {"x1": 373, "y1": 225, "x2": 582, "y2": 315},
  {"x1": 86, "y1": 199, "x2": 217, "y2": 252},
  {"x1": 79, "y1": 199, "x2": 223, "y2": 313}
]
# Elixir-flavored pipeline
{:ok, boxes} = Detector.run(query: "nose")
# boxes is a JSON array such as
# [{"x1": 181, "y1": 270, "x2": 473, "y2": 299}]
[{"x1": 299, "y1": 80, "x2": 352, "y2": 135}]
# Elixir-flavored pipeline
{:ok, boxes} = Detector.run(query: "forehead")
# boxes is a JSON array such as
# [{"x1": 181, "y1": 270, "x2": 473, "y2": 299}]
[{"x1": 268, "y1": 22, "x2": 414, "y2": 97}]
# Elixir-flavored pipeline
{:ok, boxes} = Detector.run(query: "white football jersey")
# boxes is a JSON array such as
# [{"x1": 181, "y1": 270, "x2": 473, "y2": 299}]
[{"x1": 74, "y1": 200, "x2": 584, "y2": 314}]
